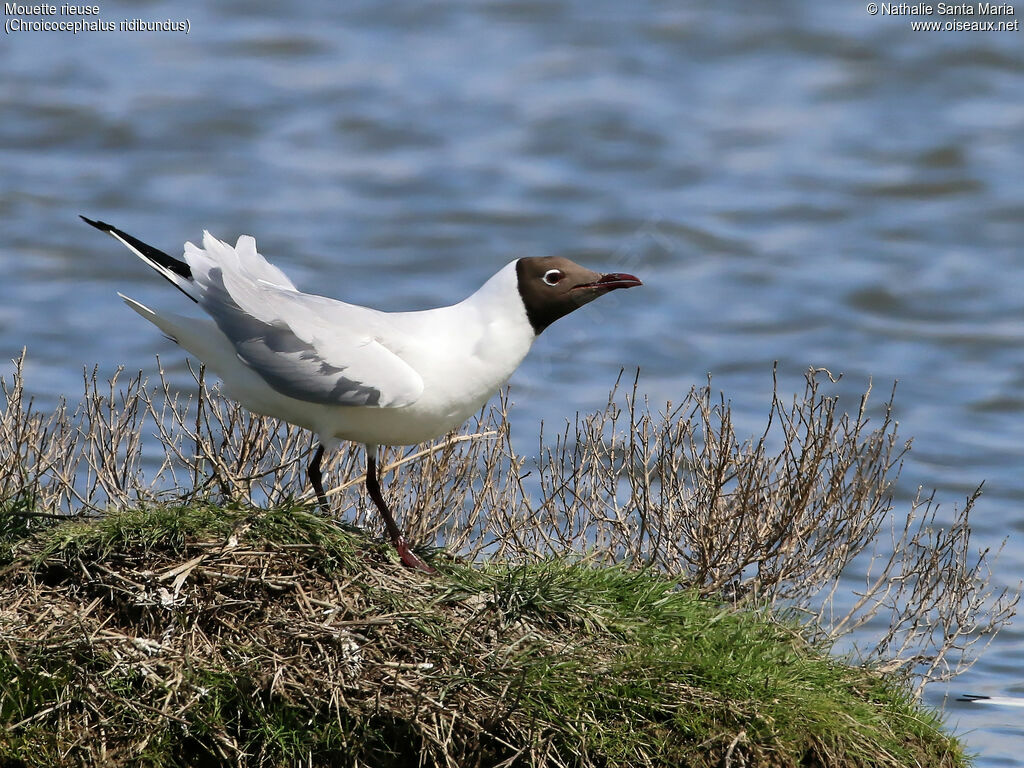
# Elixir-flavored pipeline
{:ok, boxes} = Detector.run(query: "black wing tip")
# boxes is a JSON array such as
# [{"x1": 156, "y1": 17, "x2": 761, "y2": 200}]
[
  {"x1": 80, "y1": 214, "x2": 114, "y2": 232},
  {"x1": 957, "y1": 694, "x2": 991, "y2": 702},
  {"x1": 79, "y1": 214, "x2": 198, "y2": 303}
]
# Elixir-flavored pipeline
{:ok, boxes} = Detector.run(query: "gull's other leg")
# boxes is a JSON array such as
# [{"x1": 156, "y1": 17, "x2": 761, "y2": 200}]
[
  {"x1": 307, "y1": 443, "x2": 329, "y2": 513},
  {"x1": 365, "y1": 446, "x2": 434, "y2": 573}
]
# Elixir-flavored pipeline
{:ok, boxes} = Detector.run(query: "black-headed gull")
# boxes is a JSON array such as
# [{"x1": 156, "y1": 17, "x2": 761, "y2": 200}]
[{"x1": 81, "y1": 216, "x2": 642, "y2": 572}]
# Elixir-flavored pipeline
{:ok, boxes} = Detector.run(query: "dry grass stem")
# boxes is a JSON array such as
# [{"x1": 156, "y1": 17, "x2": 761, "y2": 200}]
[{"x1": 1, "y1": 350, "x2": 1016, "y2": 691}]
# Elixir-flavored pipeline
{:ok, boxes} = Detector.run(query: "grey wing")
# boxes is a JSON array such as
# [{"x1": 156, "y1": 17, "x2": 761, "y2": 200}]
[{"x1": 196, "y1": 265, "x2": 423, "y2": 408}]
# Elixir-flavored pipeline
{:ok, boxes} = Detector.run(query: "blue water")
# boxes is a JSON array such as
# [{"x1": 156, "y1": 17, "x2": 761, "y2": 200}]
[{"x1": 2, "y1": 1, "x2": 1022, "y2": 760}]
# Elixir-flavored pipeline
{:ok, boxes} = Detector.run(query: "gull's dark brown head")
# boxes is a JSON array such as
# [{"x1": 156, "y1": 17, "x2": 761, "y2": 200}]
[{"x1": 515, "y1": 256, "x2": 642, "y2": 335}]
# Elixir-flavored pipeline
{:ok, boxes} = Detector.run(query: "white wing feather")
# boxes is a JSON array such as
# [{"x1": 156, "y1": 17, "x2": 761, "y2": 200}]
[{"x1": 182, "y1": 232, "x2": 424, "y2": 408}]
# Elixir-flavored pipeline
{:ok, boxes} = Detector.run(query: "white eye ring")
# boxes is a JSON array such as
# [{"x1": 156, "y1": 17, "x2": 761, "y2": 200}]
[{"x1": 542, "y1": 269, "x2": 564, "y2": 286}]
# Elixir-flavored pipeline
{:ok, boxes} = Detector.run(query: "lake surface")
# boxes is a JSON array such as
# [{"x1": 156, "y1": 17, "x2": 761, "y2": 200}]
[{"x1": 1, "y1": 0, "x2": 1022, "y2": 760}]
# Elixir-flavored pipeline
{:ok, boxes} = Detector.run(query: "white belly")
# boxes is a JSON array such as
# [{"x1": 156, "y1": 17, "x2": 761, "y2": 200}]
[{"x1": 169, "y1": 307, "x2": 533, "y2": 447}]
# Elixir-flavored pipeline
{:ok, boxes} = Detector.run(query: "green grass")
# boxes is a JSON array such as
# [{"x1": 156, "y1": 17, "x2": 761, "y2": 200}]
[
  {"x1": 440, "y1": 561, "x2": 960, "y2": 767},
  {"x1": 0, "y1": 505, "x2": 966, "y2": 768}
]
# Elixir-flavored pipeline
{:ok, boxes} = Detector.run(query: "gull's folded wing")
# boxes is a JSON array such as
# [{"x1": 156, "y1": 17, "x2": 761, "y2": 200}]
[{"x1": 186, "y1": 232, "x2": 424, "y2": 408}]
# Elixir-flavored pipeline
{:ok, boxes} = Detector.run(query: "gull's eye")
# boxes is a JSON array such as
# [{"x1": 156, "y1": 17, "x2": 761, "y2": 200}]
[{"x1": 542, "y1": 269, "x2": 564, "y2": 286}]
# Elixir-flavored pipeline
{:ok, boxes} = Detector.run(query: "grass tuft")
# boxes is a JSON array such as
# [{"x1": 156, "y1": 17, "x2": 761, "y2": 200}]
[{"x1": 0, "y1": 507, "x2": 965, "y2": 768}]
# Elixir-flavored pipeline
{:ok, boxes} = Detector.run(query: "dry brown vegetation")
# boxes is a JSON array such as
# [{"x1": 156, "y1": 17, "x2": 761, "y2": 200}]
[
  {"x1": 0, "y1": 505, "x2": 969, "y2": 768},
  {"x1": 0, "y1": 350, "x2": 1016, "y2": 695}
]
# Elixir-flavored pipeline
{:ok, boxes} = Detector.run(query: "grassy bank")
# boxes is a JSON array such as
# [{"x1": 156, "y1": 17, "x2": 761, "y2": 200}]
[{"x1": 0, "y1": 505, "x2": 965, "y2": 768}]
